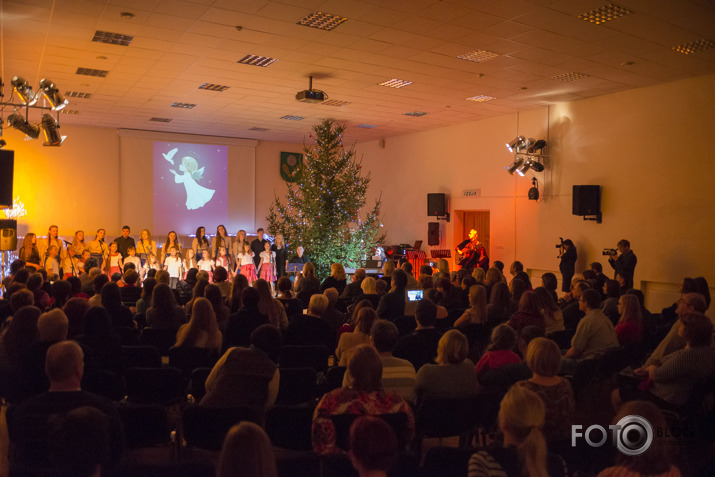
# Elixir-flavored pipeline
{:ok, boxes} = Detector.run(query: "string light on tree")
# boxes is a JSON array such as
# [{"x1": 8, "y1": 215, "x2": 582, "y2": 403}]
[
  {"x1": 3, "y1": 196, "x2": 27, "y2": 219},
  {"x1": 268, "y1": 119, "x2": 384, "y2": 278}
]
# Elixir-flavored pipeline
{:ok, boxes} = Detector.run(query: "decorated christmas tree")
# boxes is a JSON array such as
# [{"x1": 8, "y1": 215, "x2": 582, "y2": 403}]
[{"x1": 267, "y1": 119, "x2": 384, "y2": 278}]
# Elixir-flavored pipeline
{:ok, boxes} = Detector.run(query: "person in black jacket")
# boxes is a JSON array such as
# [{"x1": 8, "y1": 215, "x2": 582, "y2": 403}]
[
  {"x1": 608, "y1": 239, "x2": 637, "y2": 291},
  {"x1": 376, "y1": 269, "x2": 408, "y2": 320},
  {"x1": 558, "y1": 239, "x2": 577, "y2": 293}
]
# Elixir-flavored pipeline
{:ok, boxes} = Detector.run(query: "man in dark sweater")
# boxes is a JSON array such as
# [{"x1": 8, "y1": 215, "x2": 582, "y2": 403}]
[
  {"x1": 607, "y1": 239, "x2": 637, "y2": 291},
  {"x1": 112, "y1": 225, "x2": 136, "y2": 259},
  {"x1": 393, "y1": 298, "x2": 440, "y2": 371},
  {"x1": 7, "y1": 341, "x2": 124, "y2": 475},
  {"x1": 285, "y1": 293, "x2": 334, "y2": 350},
  {"x1": 251, "y1": 228, "x2": 270, "y2": 268}
]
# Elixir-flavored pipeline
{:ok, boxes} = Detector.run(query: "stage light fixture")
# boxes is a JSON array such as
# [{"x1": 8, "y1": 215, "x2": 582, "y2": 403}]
[
  {"x1": 516, "y1": 160, "x2": 532, "y2": 176},
  {"x1": 517, "y1": 137, "x2": 536, "y2": 153},
  {"x1": 40, "y1": 114, "x2": 66, "y2": 146},
  {"x1": 39, "y1": 78, "x2": 68, "y2": 111},
  {"x1": 505, "y1": 157, "x2": 524, "y2": 175},
  {"x1": 11, "y1": 76, "x2": 38, "y2": 106},
  {"x1": 530, "y1": 160, "x2": 545, "y2": 172},
  {"x1": 7, "y1": 113, "x2": 40, "y2": 139},
  {"x1": 529, "y1": 139, "x2": 547, "y2": 153},
  {"x1": 506, "y1": 136, "x2": 525, "y2": 153}
]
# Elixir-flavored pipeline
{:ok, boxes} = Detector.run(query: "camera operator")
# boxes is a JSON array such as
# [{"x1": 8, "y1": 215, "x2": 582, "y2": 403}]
[
  {"x1": 607, "y1": 239, "x2": 637, "y2": 291},
  {"x1": 558, "y1": 239, "x2": 577, "y2": 293}
]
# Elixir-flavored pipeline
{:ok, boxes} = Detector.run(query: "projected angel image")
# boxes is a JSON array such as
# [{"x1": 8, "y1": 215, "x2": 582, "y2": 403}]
[{"x1": 164, "y1": 148, "x2": 215, "y2": 211}]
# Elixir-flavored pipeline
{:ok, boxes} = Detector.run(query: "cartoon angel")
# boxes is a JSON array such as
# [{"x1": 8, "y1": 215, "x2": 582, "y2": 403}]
[{"x1": 165, "y1": 149, "x2": 215, "y2": 210}]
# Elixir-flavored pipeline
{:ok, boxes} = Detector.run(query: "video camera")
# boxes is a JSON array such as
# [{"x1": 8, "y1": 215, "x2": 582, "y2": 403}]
[
  {"x1": 555, "y1": 237, "x2": 563, "y2": 258},
  {"x1": 602, "y1": 248, "x2": 617, "y2": 256}
]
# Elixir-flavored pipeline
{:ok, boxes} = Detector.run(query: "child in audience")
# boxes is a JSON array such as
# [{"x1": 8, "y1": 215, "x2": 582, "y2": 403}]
[
  {"x1": 198, "y1": 249, "x2": 215, "y2": 282},
  {"x1": 45, "y1": 245, "x2": 61, "y2": 278},
  {"x1": 474, "y1": 324, "x2": 521, "y2": 379},
  {"x1": 124, "y1": 247, "x2": 142, "y2": 275},
  {"x1": 258, "y1": 241, "x2": 276, "y2": 292},
  {"x1": 106, "y1": 242, "x2": 123, "y2": 276},
  {"x1": 164, "y1": 246, "x2": 183, "y2": 289},
  {"x1": 238, "y1": 242, "x2": 257, "y2": 285}
]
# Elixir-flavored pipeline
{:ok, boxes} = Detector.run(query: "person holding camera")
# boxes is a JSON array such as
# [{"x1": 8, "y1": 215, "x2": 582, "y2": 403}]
[
  {"x1": 607, "y1": 239, "x2": 637, "y2": 291},
  {"x1": 558, "y1": 239, "x2": 577, "y2": 293}
]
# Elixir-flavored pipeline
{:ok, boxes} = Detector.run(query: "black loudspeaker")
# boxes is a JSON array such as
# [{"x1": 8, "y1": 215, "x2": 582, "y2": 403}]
[
  {"x1": 0, "y1": 219, "x2": 17, "y2": 251},
  {"x1": 0, "y1": 150, "x2": 14, "y2": 207},
  {"x1": 427, "y1": 222, "x2": 440, "y2": 246},
  {"x1": 427, "y1": 193, "x2": 446, "y2": 216},
  {"x1": 572, "y1": 185, "x2": 600, "y2": 216}
]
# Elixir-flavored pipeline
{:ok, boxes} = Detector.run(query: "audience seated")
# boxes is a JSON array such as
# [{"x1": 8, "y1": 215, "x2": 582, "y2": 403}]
[
  {"x1": 362, "y1": 320, "x2": 416, "y2": 403},
  {"x1": 601, "y1": 279, "x2": 621, "y2": 325},
  {"x1": 322, "y1": 287, "x2": 347, "y2": 336},
  {"x1": 100, "y1": 282, "x2": 135, "y2": 329},
  {"x1": 377, "y1": 269, "x2": 408, "y2": 320},
  {"x1": 146, "y1": 283, "x2": 186, "y2": 330},
  {"x1": 50, "y1": 280, "x2": 72, "y2": 310},
  {"x1": 48, "y1": 406, "x2": 112, "y2": 477},
  {"x1": 354, "y1": 276, "x2": 381, "y2": 309},
  {"x1": 468, "y1": 385, "x2": 566, "y2": 477},
  {"x1": 454, "y1": 285, "x2": 488, "y2": 327},
  {"x1": 205, "y1": 283, "x2": 231, "y2": 331},
  {"x1": 508, "y1": 290, "x2": 546, "y2": 334},
  {"x1": 218, "y1": 421, "x2": 277, "y2": 477},
  {"x1": 76, "y1": 307, "x2": 122, "y2": 376},
  {"x1": 201, "y1": 324, "x2": 281, "y2": 410},
  {"x1": 228, "y1": 273, "x2": 249, "y2": 314},
  {"x1": 533, "y1": 286, "x2": 564, "y2": 334},
  {"x1": 255, "y1": 279, "x2": 288, "y2": 330},
  {"x1": 284, "y1": 294, "x2": 333, "y2": 349},
  {"x1": 614, "y1": 294, "x2": 643, "y2": 346},
  {"x1": 341, "y1": 268, "x2": 366, "y2": 301},
  {"x1": 24, "y1": 308, "x2": 69, "y2": 394},
  {"x1": 225, "y1": 287, "x2": 269, "y2": 348},
  {"x1": 175, "y1": 297, "x2": 222, "y2": 352},
  {"x1": 0, "y1": 305, "x2": 41, "y2": 369},
  {"x1": 474, "y1": 324, "x2": 521, "y2": 380},
  {"x1": 478, "y1": 325, "x2": 542, "y2": 389},
  {"x1": 63, "y1": 297, "x2": 91, "y2": 339},
  {"x1": 486, "y1": 282, "x2": 511, "y2": 327},
  {"x1": 335, "y1": 307, "x2": 377, "y2": 366},
  {"x1": 87, "y1": 274, "x2": 108, "y2": 308},
  {"x1": 415, "y1": 329, "x2": 477, "y2": 405},
  {"x1": 134, "y1": 277, "x2": 156, "y2": 316},
  {"x1": 393, "y1": 299, "x2": 440, "y2": 371},
  {"x1": 564, "y1": 289, "x2": 619, "y2": 361},
  {"x1": 312, "y1": 344, "x2": 414, "y2": 455},
  {"x1": 514, "y1": 338, "x2": 575, "y2": 443},
  {"x1": 275, "y1": 276, "x2": 302, "y2": 319},
  {"x1": 349, "y1": 416, "x2": 398, "y2": 477},
  {"x1": 213, "y1": 266, "x2": 232, "y2": 299},
  {"x1": 321, "y1": 262, "x2": 348, "y2": 295},
  {"x1": 118, "y1": 270, "x2": 142, "y2": 306}
]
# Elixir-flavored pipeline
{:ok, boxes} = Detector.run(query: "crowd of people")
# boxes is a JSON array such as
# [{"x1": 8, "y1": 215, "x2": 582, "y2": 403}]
[{"x1": 0, "y1": 228, "x2": 713, "y2": 477}]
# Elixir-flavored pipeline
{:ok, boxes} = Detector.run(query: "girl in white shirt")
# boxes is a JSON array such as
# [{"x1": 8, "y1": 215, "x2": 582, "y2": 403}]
[
  {"x1": 164, "y1": 247, "x2": 183, "y2": 289},
  {"x1": 238, "y1": 242, "x2": 257, "y2": 285},
  {"x1": 197, "y1": 250, "x2": 215, "y2": 282},
  {"x1": 258, "y1": 241, "x2": 277, "y2": 292}
]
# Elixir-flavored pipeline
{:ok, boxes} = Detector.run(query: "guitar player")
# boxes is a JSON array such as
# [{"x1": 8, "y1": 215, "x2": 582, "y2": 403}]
[{"x1": 455, "y1": 229, "x2": 489, "y2": 273}]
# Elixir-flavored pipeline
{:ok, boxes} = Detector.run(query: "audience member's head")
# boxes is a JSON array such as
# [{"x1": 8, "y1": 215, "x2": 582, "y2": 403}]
[
  {"x1": 370, "y1": 320, "x2": 400, "y2": 354},
  {"x1": 218, "y1": 421, "x2": 277, "y2": 477},
  {"x1": 541, "y1": 272, "x2": 557, "y2": 292},
  {"x1": 490, "y1": 282, "x2": 511, "y2": 310},
  {"x1": 13, "y1": 268, "x2": 31, "y2": 285},
  {"x1": 276, "y1": 276, "x2": 292, "y2": 296},
  {"x1": 92, "y1": 274, "x2": 109, "y2": 295},
  {"x1": 154, "y1": 269, "x2": 170, "y2": 285},
  {"x1": 375, "y1": 279, "x2": 387, "y2": 296},
  {"x1": 526, "y1": 337, "x2": 561, "y2": 378},
  {"x1": 361, "y1": 277, "x2": 377, "y2": 295},
  {"x1": 356, "y1": 307, "x2": 378, "y2": 335},
  {"x1": 241, "y1": 286, "x2": 260, "y2": 310},
  {"x1": 100, "y1": 282, "x2": 123, "y2": 310},
  {"x1": 693, "y1": 276, "x2": 711, "y2": 309},
  {"x1": 9, "y1": 259, "x2": 26, "y2": 275},
  {"x1": 679, "y1": 312, "x2": 713, "y2": 347},
  {"x1": 493, "y1": 261, "x2": 504, "y2": 273},
  {"x1": 123, "y1": 269, "x2": 139, "y2": 286},
  {"x1": 38, "y1": 309, "x2": 69, "y2": 342},
  {"x1": 195, "y1": 270, "x2": 209, "y2": 282},
  {"x1": 518, "y1": 290, "x2": 540, "y2": 314},
  {"x1": 45, "y1": 340, "x2": 83, "y2": 384},
  {"x1": 323, "y1": 287, "x2": 339, "y2": 307},
  {"x1": 590, "y1": 262, "x2": 603, "y2": 274},
  {"x1": 605, "y1": 279, "x2": 620, "y2": 298},
  {"x1": 10, "y1": 288, "x2": 34, "y2": 313},
  {"x1": 498, "y1": 385, "x2": 547, "y2": 477},
  {"x1": 419, "y1": 275, "x2": 434, "y2": 290},
  {"x1": 518, "y1": 325, "x2": 545, "y2": 356},
  {"x1": 2, "y1": 306, "x2": 41, "y2": 365},
  {"x1": 63, "y1": 298, "x2": 91, "y2": 339},
  {"x1": 510, "y1": 279, "x2": 527, "y2": 303},
  {"x1": 349, "y1": 416, "x2": 398, "y2": 475},
  {"x1": 489, "y1": 323, "x2": 517, "y2": 352},
  {"x1": 49, "y1": 406, "x2": 111, "y2": 477},
  {"x1": 330, "y1": 262, "x2": 347, "y2": 280},
  {"x1": 392, "y1": 269, "x2": 408, "y2": 290},
  {"x1": 581, "y1": 288, "x2": 601, "y2": 310},
  {"x1": 415, "y1": 298, "x2": 437, "y2": 328},
  {"x1": 214, "y1": 266, "x2": 228, "y2": 283},
  {"x1": 471, "y1": 267, "x2": 486, "y2": 284},
  {"x1": 51, "y1": 280, "x2": 73, "y2": 308},
  {"x1": 348, "y1": 345, "x2": 383, "y2": 393},
  {"x1": 27, "y1": 273, "x2": 44, "y2": 292},
  {"x1": 678, "y1": 293, "x2": 707, "y2": 315},
  {"x1": 353, "y1": 268, "x2": 366, "y2": 282},
  {"x1": 419, "y1": 265, "x2": 433, "y2": 277},
  {"x1": 436, "y1": 329, "x2": 469, "y2": 365},
  {"x1": 250, "y1": 324, "x2": 283, "y2": 364},
  {"x1": 510, "y1": 261, "x2": 524, "y2": 276},
  {"x1": 308, "y1": 294, "x2": 329, "y2": 317}
]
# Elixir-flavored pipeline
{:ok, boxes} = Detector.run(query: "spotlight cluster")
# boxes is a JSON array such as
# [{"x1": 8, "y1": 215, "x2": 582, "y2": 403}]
[{"x1": 504, "y1": 136, "x2": 547, "y2": 176}]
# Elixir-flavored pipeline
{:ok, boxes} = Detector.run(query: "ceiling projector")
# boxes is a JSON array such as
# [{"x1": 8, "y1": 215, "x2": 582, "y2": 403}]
[
  {"x1": 296, "y1": 89, "x2": 325, "y2": 103},
  {"x1": 296, "y1": 76, "x2": 326, "y2": 103}
]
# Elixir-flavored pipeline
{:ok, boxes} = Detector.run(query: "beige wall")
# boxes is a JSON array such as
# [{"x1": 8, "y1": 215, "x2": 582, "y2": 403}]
[{"x1": 353, "y1": 74, "x2": 715, "y2": 310}]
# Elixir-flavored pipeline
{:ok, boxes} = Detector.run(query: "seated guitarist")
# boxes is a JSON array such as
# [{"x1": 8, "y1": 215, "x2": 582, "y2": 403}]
[{"x1": 456, "y1": 229, "x2": 489, "y2": 273}]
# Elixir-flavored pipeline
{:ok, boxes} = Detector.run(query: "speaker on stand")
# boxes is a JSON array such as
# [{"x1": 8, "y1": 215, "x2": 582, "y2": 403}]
[
  {"x1": 0, "y1": 219, "x2": 18, "y2": 288},
  {"x1": 428, "y1": 222, "x2": 440, "y2": 246}
]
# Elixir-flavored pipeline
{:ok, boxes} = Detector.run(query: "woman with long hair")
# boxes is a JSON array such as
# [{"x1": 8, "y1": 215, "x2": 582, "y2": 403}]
[
  {"x1": 212, "y1": 224, "x2": 230, "y2": 260},
  {"x1": 0, "y1": 305, "x2": 41, "y2": 368},
  {"x1": 533, "y1": 286, "x2": 564, "y2": 334},
  {"x1": 468, "y1": 385, "x2": 565, "y2": 477},
  {"x1": 272, "y1": 234, "x2": 288, "y2": 279},
  {"x1": 204, "y1": 283, "x2": 230, "y2": 331},
  {"x1": 615, "y1": 294, "x2": 643, "y2": 346},
  {"x1": 229, "y1": 274, "x2": 249, "y2": 314},
  {"x1": 321, "y1": 262, "x2": 347, "y2": 295},
  {"x1": 487, "y1": 281, "x2": 512, "y2": 327},
  {"x1": 185, "y1": 279, "x2": 210, "y2": 315},
  {"x1": 71, "y1": 230, "x2": 87, "y2": 258},
  {"x1": 21, "y1": 233, "x2": 42, "y2": 270},
  {"x1": 218, "y1": 422, "x2": 277, "y2": 477},
  {"x1": 192, "y1": 226, "x2": 210, "y2": 258},
  {"x1": 254, "y1": 279, "x2": 288, "y2": 330},
  {"x1": 161, "y1": 231, "x2": 183, "y2": 264},
  {"x1": 175, "y1": 297, "x2": 222, "y2": 351},
  {"x1": 349, "y1": 416, "x2": 398, "y2": 477},
  {"x1": 508, "y1": 291, "x2": 546, "y2": 333},
  {"x1": 380, "y1": 260, "x2": 396, "y2": 289},
  {"x1": 147, "y1": 283, "x2": 187, "y2": 330},
  {"x1": 335, "y1": 307, "x2": 378, "y2": 366},
  {"x1": 455, "y1": 284, "x2": 488, "y2": 326},
  {"x1": 100, "y1": 281, "x2": 135, "y2": 328},
  {"x1": 136, "y1": 229, "x2": 157, "y2": 267},
  {"x1": 231, "y1": 229, "x2": 248, "y2": 276},
  {"x1": 87, "y1": 229, "x2": 108, "y2": 274}
]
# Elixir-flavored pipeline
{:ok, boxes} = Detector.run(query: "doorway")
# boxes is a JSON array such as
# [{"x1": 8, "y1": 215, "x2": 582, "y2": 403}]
[{"x1": 456, "y1": 211, "x2": 491, "y2": 265}]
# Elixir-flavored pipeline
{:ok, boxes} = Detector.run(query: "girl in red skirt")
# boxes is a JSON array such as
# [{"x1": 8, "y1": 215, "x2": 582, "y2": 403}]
[
  {"x1": 258, "y1": 241, "x2": 277, "y2": 293},
  {"x1": 107, "y1": 242, "x2": 123, "y2": 277},
  {"x1": 238, "y1": 242, "x2": 257, "y2": 285}
]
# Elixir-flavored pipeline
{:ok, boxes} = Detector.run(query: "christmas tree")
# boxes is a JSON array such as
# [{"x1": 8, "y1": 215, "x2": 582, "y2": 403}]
[{"x1": 267, "y1": 119, "x2": 384, "y2": 278}]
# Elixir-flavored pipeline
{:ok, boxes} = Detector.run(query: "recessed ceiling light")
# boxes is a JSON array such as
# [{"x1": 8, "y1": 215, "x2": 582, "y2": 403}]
[
  {"x1": 237, "y1": 54, "x2": 278, "y2": 67},
  {"x1": 61, "y1": 109, "x2": 80, "y2": 115},
  {"x1": 403, "y1": 111, "x2": 428, "y2": 117},
  {"x1": 457, "y1": 49, "x2": 499, "y2": 63},
  {"x1": 198, "y1": 83, "x2": 230, "y2": 92},
  {"x1": 355, "y1": 124, "x2": 378, "y2": 129},
  {"x1": 466, "y1": 95, "x2": 495, "y2": 102},
  {"x1": 170, "y1": 102, "x2": 196, "y2": 109},
  {"x1": 673, "y1": 38, "x2": 715, "y2": 55},
  {"x1": 92, "y1": 30, "x2": 133, "y2": 46},
  {"x1": 281, "y1": 115, "x2": 305, "y2": 121},
  {"x1": 150, "y1": 117, "x2": 172, "y2": 122},
  {"x1": 577, "y1": 3, "x2": 633, "y2": 25},
  {"x1": 297, "y1": 11, "x2": 347, "y2": 31},
  {"x1": 76, "y1": 67, "x2": 109, "y2": 77},
  {"x1": 321, "y1": 99, "x2": 350, "y2": 107},
  {"x1": 378, "y1": 78, "x2": 413, "y2": 88},
  {"x1": 65, "y1": 91, "x2": 92, "y2": 99},
  {"x1": 551, "y1": 72, "x2": 590, "y2": 82},
  {"x1": 249, "y1": 127, "x2": 270, "y2": 131},
  {"x1": 621, "y1": 61, "x2": 635, "y2": 66},
  {"x1": 120, "y1": 12, "x2": 135, "y2": 19}
]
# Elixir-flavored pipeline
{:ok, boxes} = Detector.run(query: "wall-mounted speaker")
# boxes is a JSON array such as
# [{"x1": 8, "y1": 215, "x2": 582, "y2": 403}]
[
  {"x1": 572, "y1": 185, "x2": 600, "y2": 216},
  {"x1": 0, "y1": 219, "x2": 17, "y2": 251},
  {"x1": 427, "y1": 193, "x2": 446, "y2": 216},
  {"x1": 427, "y1": 222, "x2": 440, "y2": 246},
  {"x1": 0, "y1": 150, "x2": 14, "y2": 208}
]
